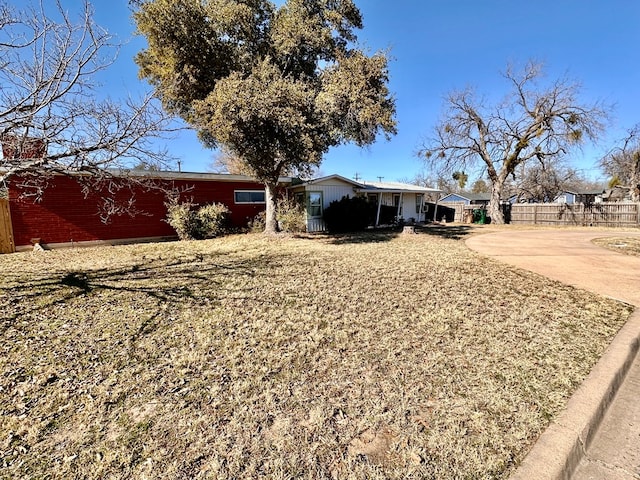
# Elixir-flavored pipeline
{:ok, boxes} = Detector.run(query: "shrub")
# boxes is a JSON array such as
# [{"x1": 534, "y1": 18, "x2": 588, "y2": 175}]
[
  {"x1": 248, "y1": 211, "x2": 266, "y2": 233},
  {"x1": 248, "y1": 196, "x2": 307, "y2": 233},
  {"x1": 197, "y1": 203, "x2": 231, "y2": 237},
  {"x1": 323, "y1": 195, "x2": 375, "y2": 233},
  {"x1": 277, "y1": 196, "x2": 306, "y2": 233},
  {"x1": 166, "y1": 200, "x2": 230, "y2": 240},
  {"x1": 166, "y1": 201, "x2": 197, "y2": 240}
]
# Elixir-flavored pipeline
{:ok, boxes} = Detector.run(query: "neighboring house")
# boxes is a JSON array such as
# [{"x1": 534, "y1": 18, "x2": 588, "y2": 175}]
[
  {"x1": 439, "y1": 192, "x2": 492, "y2": 206},
  {"x1": 288, "y1": 174, "x2": 442, "y2": 232},
  {"x1": 601, "y1": 186, "x2": 632, "y2": 202},
  {"x1": 553, "y1": 190, "x2": 604, "y2": 204},
  {"x1": 5, "y1": 170, "x2": 292, "y2": 251}
]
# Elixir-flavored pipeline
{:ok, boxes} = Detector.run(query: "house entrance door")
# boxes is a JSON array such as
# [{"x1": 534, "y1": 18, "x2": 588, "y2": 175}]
[{"x1": 0, "y1": 198, "x2": 15, "y2": 254}]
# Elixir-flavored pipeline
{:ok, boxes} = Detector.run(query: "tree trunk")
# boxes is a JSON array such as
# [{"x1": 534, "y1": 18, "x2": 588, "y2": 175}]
[
  {"x1": 487, "y1": 179, "x2": 505, "y2": 224},
  {"x1": 264, "y1": 181, "x2": 279, "y2": 234}
]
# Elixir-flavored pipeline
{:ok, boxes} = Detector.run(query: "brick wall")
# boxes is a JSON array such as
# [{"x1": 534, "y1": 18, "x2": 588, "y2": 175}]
[{"x1": 9, "y1": 175, "x2": 269, "y2": 247}]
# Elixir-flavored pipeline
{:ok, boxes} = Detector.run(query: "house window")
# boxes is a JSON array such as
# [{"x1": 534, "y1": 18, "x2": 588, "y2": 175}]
[
  {"x1": 234, "y1": 190, "x2": 265, "y2": 204},
  {"x1": 367, "y1": 193, "x2": 378, "y2": 204},
  {"x1": 415, "y1": 194, "x2": 424, "y2": 214},
  {"x1": 307, "y1": 191, "x2": 323, "y2": 218},
  {"x1": 393, "y1": 194, "x2": 401, "y2": 207}
]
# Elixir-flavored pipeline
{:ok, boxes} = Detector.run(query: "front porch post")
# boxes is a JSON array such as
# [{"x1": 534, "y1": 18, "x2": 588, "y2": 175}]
[
  {"x1": 396, "y1": 192, "x2": 403, "y2": 220},
  {"x1": 433, "y1": 197, "x2": 439, "y2": 222},
  {"x1": 375, "y1": 192, "x2": 382, "y2": 226}
]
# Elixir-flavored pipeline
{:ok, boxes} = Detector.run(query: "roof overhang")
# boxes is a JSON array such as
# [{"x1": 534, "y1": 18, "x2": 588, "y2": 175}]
[
  {"x1": 355, "y1": 182, "x2": 442, "y2": 194},
  {"x1": 1, "y1": 167, "x2": 294, "y2": 185},
  {"x1": 112, "y1": 169, "x2": 293, "y2": 184}
]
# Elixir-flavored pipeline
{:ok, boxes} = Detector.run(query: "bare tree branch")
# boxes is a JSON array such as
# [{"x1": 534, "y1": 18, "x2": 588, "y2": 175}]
[
  {"x1": 419, "y1": 61, "x2": 608, "y2": 223},
  {"x1": 0, "y1": 0, "x2": 176, "y2": 195},
  {"x1": 600, "y1": 124, "x2": 640, "y2": 201}
]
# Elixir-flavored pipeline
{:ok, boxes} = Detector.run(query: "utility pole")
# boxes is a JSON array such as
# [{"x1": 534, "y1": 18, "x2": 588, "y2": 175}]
[
  {"x1": 353, "y1": 172, "x2": 361, "y2": 181},
  {"x1": 377, "y1": 176, "x2": 384, "y2": 182}
]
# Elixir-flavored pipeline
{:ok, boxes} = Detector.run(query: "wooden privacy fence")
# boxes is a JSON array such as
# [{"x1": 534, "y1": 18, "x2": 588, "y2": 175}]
[
  {"x1": 436, "y1": 201, "x2": 467, "y2": 223},
  {"x1": 0, "y1": 198, "x2": 15, "y2": 254},
  {"x1": 509, "y1": 202, "x2": 640, "y2": 227}
]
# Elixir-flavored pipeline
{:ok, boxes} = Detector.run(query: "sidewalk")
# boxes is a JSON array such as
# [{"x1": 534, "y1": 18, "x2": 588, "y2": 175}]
[{"x1": 466, "y1": 229, "x2": 640, "y2": 480}]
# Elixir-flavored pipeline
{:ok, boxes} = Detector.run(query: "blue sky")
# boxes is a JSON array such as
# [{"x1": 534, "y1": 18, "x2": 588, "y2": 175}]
[{"x1": 86, "y1": 1, "x2": 640, "y2": 182}]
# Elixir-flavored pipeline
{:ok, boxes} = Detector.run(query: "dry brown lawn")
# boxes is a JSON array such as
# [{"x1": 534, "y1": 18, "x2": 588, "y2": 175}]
[{"x1": 0, "y1": 227, "x2": 632, "y2": 479}]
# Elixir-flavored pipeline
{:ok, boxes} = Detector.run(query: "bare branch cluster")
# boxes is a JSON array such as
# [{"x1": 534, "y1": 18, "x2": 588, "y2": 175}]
[
  {"x1": 419, "y1": 61, "x2": 608, "y2": 223},
  {"x1": 0, "y1": 0, "x2": 174, "y2": 188},
  {"x1": 599, "y1": 124, "x2": 640, "y2": 201}
]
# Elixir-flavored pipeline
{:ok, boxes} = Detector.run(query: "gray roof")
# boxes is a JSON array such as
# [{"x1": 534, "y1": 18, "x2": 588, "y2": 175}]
[
  {"x1": 440, "y1": 192, "x2": 491, "y2": 202},
  {"x1": 356, "y1": 180, "x2": 441, "y2": 194},
  {"x1": 291, "y1": 174, "x2": 441, "y2": 193}
]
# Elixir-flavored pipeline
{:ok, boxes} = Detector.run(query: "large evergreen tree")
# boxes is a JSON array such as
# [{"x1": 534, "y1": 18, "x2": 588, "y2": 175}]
[{"x1": 134, "y1": 0, "x2": 397, "y2": 232}]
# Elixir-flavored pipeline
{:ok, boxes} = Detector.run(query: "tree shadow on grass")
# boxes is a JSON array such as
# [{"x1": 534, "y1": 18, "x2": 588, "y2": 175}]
[
  {"x1": 321, "y1": 229, "x2": 400, "y2": 245},
  {"x1": 415, "y1": 224, "x2": 475, "y2": 240},
  {"x1": 0, "y1": 249, "x2": 296, "y2": 334}
]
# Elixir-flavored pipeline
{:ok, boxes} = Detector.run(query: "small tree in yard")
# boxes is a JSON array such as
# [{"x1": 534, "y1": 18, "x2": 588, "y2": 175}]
[
  {"x1": 600, "y1": 124, "x2": 640, "y2": 202},
  {"x1": 133, "y1": 0, "x2": 397, "y2": 233},
  {"x1": 0, "y1": 0, "x2": 172, "y2": 207},
  {"x1": 419, "y1": 61, "x2": 607, "y2": 223}
]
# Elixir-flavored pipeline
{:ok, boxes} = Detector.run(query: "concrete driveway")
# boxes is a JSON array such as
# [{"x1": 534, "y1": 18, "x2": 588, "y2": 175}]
[
  {"x1": 466, "y1": 228, "x2": 640, "y2": 480},
  {"x1": 466, "y1": 229, "x2": 640, "y2": 306}
]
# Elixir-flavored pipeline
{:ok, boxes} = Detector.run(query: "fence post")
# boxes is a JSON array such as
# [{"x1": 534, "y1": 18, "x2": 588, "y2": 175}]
[{"x1": 0, "y1": 198, "x2": 16, "y2": 254}]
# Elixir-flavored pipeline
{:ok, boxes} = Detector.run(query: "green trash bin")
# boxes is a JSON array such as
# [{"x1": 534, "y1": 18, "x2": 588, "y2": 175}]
[{"x1": 472, "y1": 209, "x2": 486, "y2": 224}]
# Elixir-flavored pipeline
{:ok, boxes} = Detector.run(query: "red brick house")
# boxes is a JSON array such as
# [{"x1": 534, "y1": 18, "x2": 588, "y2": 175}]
[{"x1": 3, "y1": 171, "x2": 291, "y2": 252}]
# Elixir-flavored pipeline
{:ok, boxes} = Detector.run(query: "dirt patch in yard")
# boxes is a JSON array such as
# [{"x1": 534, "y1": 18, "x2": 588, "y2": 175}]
[{"x1": 0, "y1": 231, "x2": 631, "y2": 479}]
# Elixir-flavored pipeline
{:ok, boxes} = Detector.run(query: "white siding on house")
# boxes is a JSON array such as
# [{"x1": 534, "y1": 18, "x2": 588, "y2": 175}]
[
  {"x1": 370, "y1": 192, "x2": 426, "y2": 223},
  {"x1": 290, "y1": 175, "x2": 440, "y2": 230},
  {"x1": 313, "y1": 183, "x2": 358, "y2": 209},
  {"x1": 395, "y1": 193, "x2": 426, "y2": 222},
  {"x1": 306, "y1": 218, "x2": 326, "y2": 232},
  {"x1": 402, "y1": 193, "x2": 425, "y2": 222},
  {"x1": 289, "y1": 177, "x2": 358, "y2": 232}
]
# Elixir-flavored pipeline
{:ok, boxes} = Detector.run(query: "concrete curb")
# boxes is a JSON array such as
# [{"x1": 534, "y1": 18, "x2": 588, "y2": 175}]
[{"x1": 510, "y1": 309, "x2": 640, "y2": 480}]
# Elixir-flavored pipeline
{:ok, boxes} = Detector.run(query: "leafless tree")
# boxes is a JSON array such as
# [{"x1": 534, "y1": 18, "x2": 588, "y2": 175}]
[
  {"x1": 419, "y1": 61, "x2": 608, "y2": 223},
  {"x1": 600, "y1": 124, "x2": 640, "y2": 201},
  {"x1": 512, "y1": 162, "x2": 580, "y2": 202},
  {"x1": 400, "y1": 170, "x2": 458, "y2": 201},
  {"x1": 0, "y1": 0, "x2": 174, "y2": 205}
]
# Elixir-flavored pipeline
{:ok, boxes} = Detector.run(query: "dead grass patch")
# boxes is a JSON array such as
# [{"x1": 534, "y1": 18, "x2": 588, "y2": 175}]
[
  {"x1": 592, "y1": 236, "x2": 640, "y2": 256},
  {"x1": 0, "y1": 230, "x2": 632, "y2": 479}
]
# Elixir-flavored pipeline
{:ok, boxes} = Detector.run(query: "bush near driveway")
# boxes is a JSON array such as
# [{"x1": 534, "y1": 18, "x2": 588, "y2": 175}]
[{"x1": 0, "y1": 231, "x2": 631, "y2": 479}]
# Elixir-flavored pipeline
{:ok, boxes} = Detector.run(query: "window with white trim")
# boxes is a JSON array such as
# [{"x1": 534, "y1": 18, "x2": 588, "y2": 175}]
[
  {"x1": 307, "y1": 191, "x2": 323, "y2": 217},
  {"x1": 234, "y1": 190, "x2": 265, "y2": 204}
]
